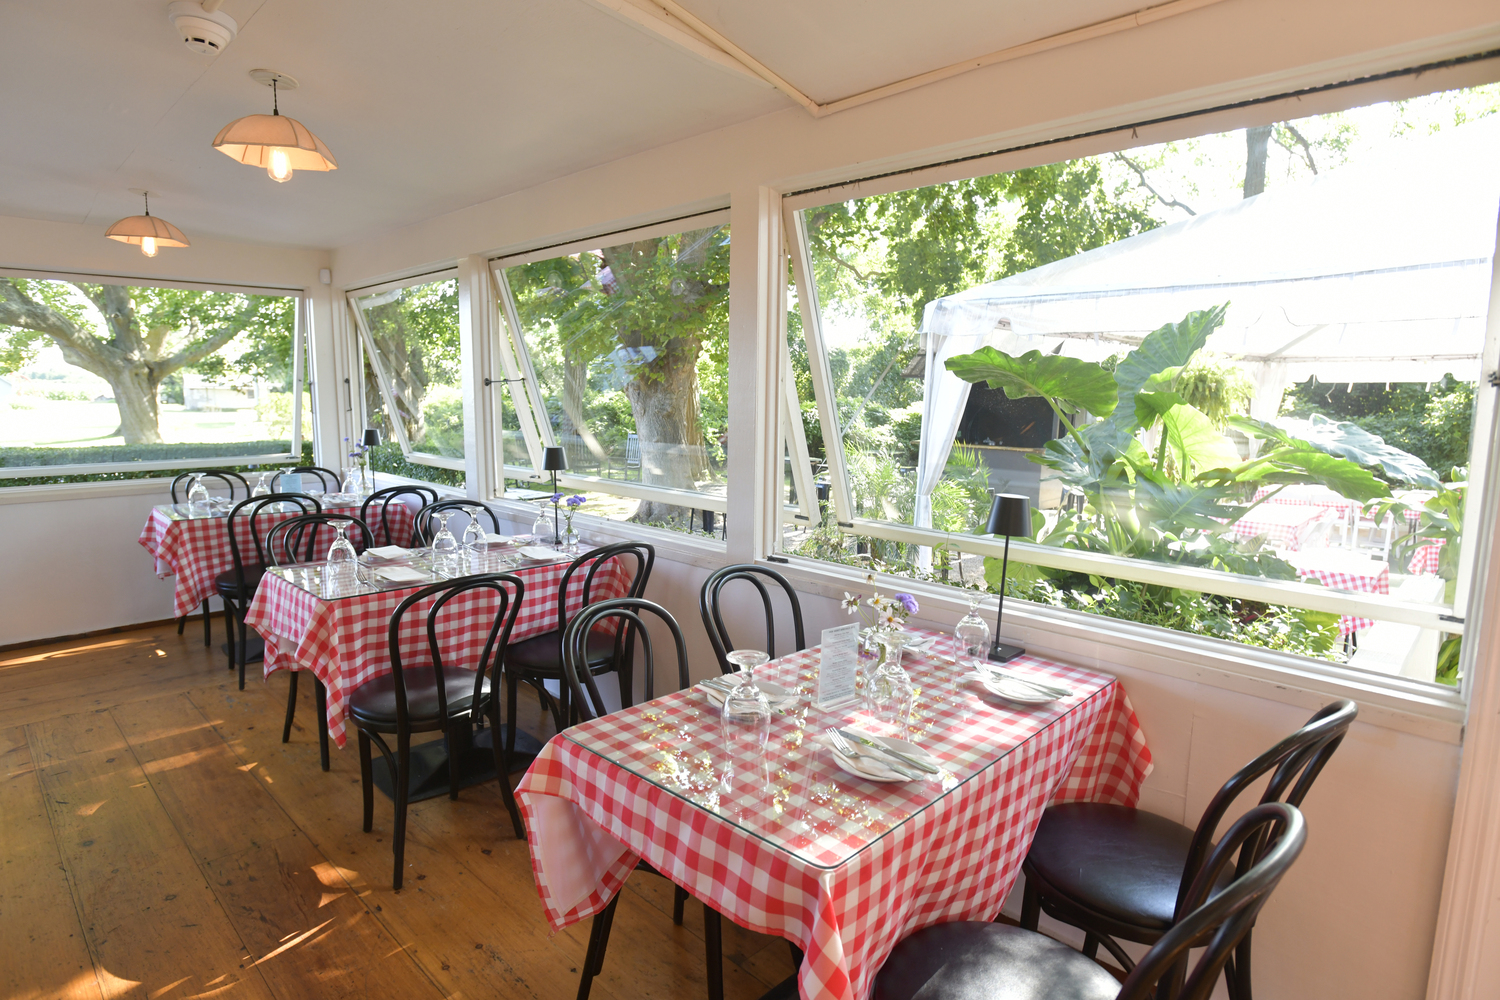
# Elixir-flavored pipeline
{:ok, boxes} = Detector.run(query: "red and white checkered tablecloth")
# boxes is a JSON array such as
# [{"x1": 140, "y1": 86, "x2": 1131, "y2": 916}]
[
  {"x1": 1409, "y1": 539, "x2": 1446, "y2": 576},
  {"x1": 138, "y1": 502, "x2": 413, "y2": 619},
  {"x1": 1232, "y1": 504, "x2": 1327, "y2": 551},
  {"x1": 516, "y1": 636, "x2": 1151, "y2": 1000},
  {"x1": 245, "y1": 554, "x2": 628, "y2": 747},
  {"x1": 1287, "y1": 554, "x2": 1389, "y2": 636}
]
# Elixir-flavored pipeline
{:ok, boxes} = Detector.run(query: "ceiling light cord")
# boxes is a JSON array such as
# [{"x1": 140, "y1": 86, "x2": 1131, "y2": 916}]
[
  {"x1": 272, "y1": 79, "x2": 279, "y2": 116},
  {"x1": 143, "y1": 192, "x2": 150, "y2": 216}
]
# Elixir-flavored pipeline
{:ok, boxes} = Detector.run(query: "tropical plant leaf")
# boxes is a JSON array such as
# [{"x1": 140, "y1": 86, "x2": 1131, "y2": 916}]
[
  {"x1": 1110, "y1": 304, "x2": 1228, "y2": 419},
  {"x1": 1133, "y1": 480, "x2": 1241, "y2": 531},
  {"x1": 1135, "y1": 391, "x2": 1242, "y2": 473},
  {"x1": 1221, "y1": 450, "x2": 1390, "y2": 503},
  {"x1": 945, "y1": 347, "x2": 1118, "y2": 417},
  {"x1": 1225, "y1": 414, "x2": 1297, "y2": 446},
  {"x1": 1275, "y1": 413, "x2": 1441, "y2": 488}
]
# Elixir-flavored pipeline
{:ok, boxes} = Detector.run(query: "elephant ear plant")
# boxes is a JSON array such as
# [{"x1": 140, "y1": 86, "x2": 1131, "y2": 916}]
[{"x1": 944, "y1": 304, "x2": 1430, "y2": 660}]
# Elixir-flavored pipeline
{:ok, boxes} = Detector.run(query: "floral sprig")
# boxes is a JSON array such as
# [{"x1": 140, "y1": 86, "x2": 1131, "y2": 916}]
[
  {"x1": 343, "y1": 435, "x2": 371, "y2": 462},
  {"x1": 563, "y1": 494, "x2": 586, "y2": 535},
  {"x1": 842, "y1": 576, "x2": 918, "y2": 634}
]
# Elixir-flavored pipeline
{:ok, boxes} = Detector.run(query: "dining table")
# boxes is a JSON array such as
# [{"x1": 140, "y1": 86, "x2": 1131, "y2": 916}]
[
  {"x1": 516, "y1": 630, "x2": 1152, "y2": 1000},
  {"x1": 1282, "y1": 546, "x2": 1390, "y2": 635},
  {"x1": 1231, "y1": 502, "x2": 1329, "y2": 551},
  {"x1": 245, "y1": 543, "x2": 628, "y2": 797},
  {"x1": 138, "y1": 493, "x2": 413, "y2": 620}
]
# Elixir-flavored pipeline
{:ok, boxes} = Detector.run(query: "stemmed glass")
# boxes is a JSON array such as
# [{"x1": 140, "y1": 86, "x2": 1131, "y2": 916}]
[
  {"x1": 531, "y1": 505, "x2": 553, "y2": 544},
  {"x1": 187, "y1": 474, "x2": 210, "y2": 516},
  {"x1": 326, "y1": 521, "x2": 358, "y2": 580},
  {"x1": 954, "y1": 595, "x2": 992, "y2": 671},
  {"x1": 430, "y1": 510, "x2": 460, "y2": 572},
  {"x1": 461, "y1": 506, "x2": 487, "y2": 554},
  {"x1": 341, "y1": 466, "x2": 362, "y2": 496},
  {"x1": 252, "y1": 472, "x2": 272, "y2": 497},
  {"x1": 721, "y1": 649, "x2": 772, "y2": 751},
  {"x1": 865, "y1": 632, "x2": 916, "y2": 737}
]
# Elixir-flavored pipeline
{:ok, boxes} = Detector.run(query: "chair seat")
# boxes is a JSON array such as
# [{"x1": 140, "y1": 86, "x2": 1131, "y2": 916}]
[
  {"x1": 215, "y1": 565, "x2": 265, "y2": 598},
  {"x1": 348, "y1": 667, "x2": 489, "y2": 728},
  {"x1": 506, "y1": 626, "x2": 620, "y2": 677},
  {"x1": 1027, "y1": 802, "x2": 1225, "y2": 932},
  {"x1": 873, "y1": 922, "x2": 1120, "y2": 1000}
]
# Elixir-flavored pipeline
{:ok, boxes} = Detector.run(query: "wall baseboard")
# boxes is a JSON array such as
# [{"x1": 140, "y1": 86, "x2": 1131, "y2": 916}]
[{"x1": 0, "y1": 615, "x2": 207, "y2": 655}]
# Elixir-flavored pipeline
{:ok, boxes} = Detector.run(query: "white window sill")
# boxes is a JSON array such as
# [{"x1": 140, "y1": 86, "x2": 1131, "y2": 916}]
[
  {"x1": 0, "y1": 476, "x2": 175, "y2": 504},
  {"x1": 484, "y1": 497, "x2": 729, "y2": 571},
  {"x1": 772, "y1": 555, "x2": 1466, "y2": 745}
]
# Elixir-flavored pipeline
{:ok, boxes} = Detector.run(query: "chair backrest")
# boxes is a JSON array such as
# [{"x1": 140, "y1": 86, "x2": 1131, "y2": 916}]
[
  {"x1": 561, "y1": 597, "x2": 689, "y2": 722},
  {"x1": 1118, "y1": 803, "x2": 1306, "y2": 1000},
  {"x1": 387, "y1": 574, "x2": 525, "y2": 730},
  {"x1": 265, "y1": 513, "x2": 376, "y2": 566},
  {"x1": 1174, "y1": 698, "x2": 1355, "y2": 920},
  {"x1": 414, "y1": 500, "x2": 500, "y2": 546},
  {"x1": 360, "y1": 485, "x2": 439, "y2": 546},
  {"x1": 554, "y1": 541, "x2": 655, "y2": 632},
  {"x1": 171, "y1": 469, "x2": 249, "y2": 503},
  {"x1": 700, "y1": 563, "x2": 806, "y2": 674},
  {"x1": 225, "y1": 493, "x2": 322, "y2": 595},
  {"x1": 283, "y1": 466, "x2": 341, "y2": 492}
]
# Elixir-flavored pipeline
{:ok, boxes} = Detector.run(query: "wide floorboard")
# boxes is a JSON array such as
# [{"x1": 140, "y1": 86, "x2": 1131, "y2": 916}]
[{"x1": 0, "y1": 623, "x2": 797, "y2": 1000}]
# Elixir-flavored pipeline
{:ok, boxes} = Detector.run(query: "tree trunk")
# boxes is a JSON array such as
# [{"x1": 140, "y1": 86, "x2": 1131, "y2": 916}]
[
  {"x1": 106, "y1": 365, "x2": 164, "y2": 444},
  {"x1": 1243, "y1": 125, "x2": 1273, "y2": 198},
  {"x1": 624, "y1": 335, "x2": 706, "y2": 524},
  {"x1": 560, "y1": 353, "x2": 606, "y2": 466}
]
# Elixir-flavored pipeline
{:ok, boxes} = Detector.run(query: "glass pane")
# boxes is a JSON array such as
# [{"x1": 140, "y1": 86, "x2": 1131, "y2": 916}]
[
  {"x1": 0, "y1": 278, "x2": 297, "y2": 479},
  {"x1": 354, "y1": 276, "x2": 463, "y2": 460},
  {"x1": 503, "y1": 224, "x2": 730, "y2": 534},
  {"x1": 794, "y1": 81, "x2": 1500, "y2": 684}
]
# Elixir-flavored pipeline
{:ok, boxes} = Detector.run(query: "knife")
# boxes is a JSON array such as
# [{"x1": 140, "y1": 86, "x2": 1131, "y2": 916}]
[
  {"x1": 980, "y1": 666, "x2": 1072, "y2": 699},
  {"x1": 837, "y1": 729, "x2": 939, "y2": 773}
]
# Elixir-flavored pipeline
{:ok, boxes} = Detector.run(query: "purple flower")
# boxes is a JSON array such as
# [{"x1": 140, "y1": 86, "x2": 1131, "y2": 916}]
[
  {"x1": 894, "y1": 593, "x2": 918, "y2": 614},
  {"x1": 550, "y1": 492, "x2": 564, "y2": 503},
  {"x1": 566, "y1": 494, "x2": 587, "y2": 507}
]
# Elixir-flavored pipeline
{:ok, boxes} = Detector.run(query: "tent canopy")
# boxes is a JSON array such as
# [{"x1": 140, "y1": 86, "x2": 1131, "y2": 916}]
[{"x1": 912, "y1": 116, "x2": 1500, "y2": 525}]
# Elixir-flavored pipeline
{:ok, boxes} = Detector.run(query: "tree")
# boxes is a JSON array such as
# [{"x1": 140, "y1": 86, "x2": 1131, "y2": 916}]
[
  {"x1": 353, "y1": 279, "x2": 460, "y2": 452},
  {"x1": 0, "y1": 279, "x2": 292, "y2": 444}
]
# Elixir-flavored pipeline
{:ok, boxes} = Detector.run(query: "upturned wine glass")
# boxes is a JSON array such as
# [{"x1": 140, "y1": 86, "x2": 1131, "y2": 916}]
[
  {"x1": 326, "y1": 521, "x2": 358, "y2": 579},
  {"x1": 431, "y1": 510, "x2": 459, "y2": 554},
  {"x1": 341, "y1": 466, "x2": 362, "y2": 495},
  {"x1": 721, "y1": 649, "x2": 772, "y2": 751},
  {"x1": 865, "y1": 632, "x2": 916, "y2": 737},
  {"x1": 954, "y1": 595, "x2": 992, "y2": 671},
  {"x1": 531, "y1": 506, "x2": 553, "y2": 543},
  {"x1": 187, "y1": 474, "x2": 210, "y2": 515},
  {"x1": 252, "y1": 472, "x2": 272, "y2": 497},
  {"x1": 461, "y1": 505, "x2": 487, "y2": 553}
]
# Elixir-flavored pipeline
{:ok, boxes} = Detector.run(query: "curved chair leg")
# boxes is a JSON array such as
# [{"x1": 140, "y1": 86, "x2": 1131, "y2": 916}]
[
  {"x1": 673, "y1": 884, "x2": 688, "y2": 925},
  {"x1": 282, "y1": 670, "x2": 300, "y2": 743},
  {"x1": 392, "y1": 730, "x2": 411, "y2": 890},
  {"x1": 223, "y1": 605, "x2": 236, "y2": 671},
  {"x1": 504, "y1": 674, "x2": 519, "y2": 759},
  {"x1": 1227, "y1": 933, "x2": 1253, "y2": 1000},
  {"x1": 237, "y1": 613, "x2": 249, "y2": 691},
  {"x1": 314, "y1": 679, "x2": 329, "y2": 772},
  {"x1": 358, "y1": 729, "x2": 375, "y2": 833},
  {"x1": 577, "y1": 895, "x2": 620, "y2": 1000},
  {"x1": 1019, "y1": 878, "x2": 1041, "y2": 930},
  {"x1": 1082, "y1": 932, "x2": 1101, "y2": 961},
  {"x1": 487, "y1": 700, "x2": 525, "y2": 838},
  {"x1": 703, "y1": 904, "x2": 724, "y2": 1000},
  {"x1": 177, "y1": 615, "x2": 186, "y2": 636},
  {"x1": 201, "y1": 599, "x2": 212, "y2": 646}
]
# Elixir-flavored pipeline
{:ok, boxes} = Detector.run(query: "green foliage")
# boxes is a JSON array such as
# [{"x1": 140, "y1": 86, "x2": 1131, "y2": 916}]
[
  {"x1": 0, "y1": 441, "x2": 312, "y2": 487},
  {"x1": 365, "y1": 441, "x2": 465, "y2": 488},
  {"x1": 1281, "y1": 376, "x2": 1475, "y2": 479},
  {"x1": 944, "y1": 348, "x2": 1118, "y2": 419}
]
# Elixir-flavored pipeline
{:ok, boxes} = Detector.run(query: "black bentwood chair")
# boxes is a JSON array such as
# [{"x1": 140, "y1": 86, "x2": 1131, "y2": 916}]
[
  {"x1": 1020, "y1": 699, "x2": 1356, "y2": 1000},
  {"x1": 559, "y1": 597, "x2": 725, "y2": 1000},
  {"x1": 220, "y1": 493, "x2": 322, "y2": 690},
  {"x1": 699, "y1": 563, "x2": 806, "y2": 676},
  {"x1": 360, "y1": 485, "x2": 440, "y2": 547},
  {"x1": 504, "y1": 541, "x2": 654, "y2": 746},
  {"x1": 170, "y1": 469, "x2": 250, "y2": 646},
  {"x1": 348, "y1": 573, "x2": 527, "y2": 891},
  {"x1": 873, "y1": 802, "x2": 1307, "y2": 1000},
  {"x1": 414, "y1": 499, "x2": 501, "y2": 546},
  {"x1": 264, "y1": 512, "x2": 376, "y2": 770}
]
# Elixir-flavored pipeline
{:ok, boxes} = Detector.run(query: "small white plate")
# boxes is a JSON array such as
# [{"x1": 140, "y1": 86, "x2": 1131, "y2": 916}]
[
  {"x1": 376, "y1": 565, "x2": 429, "y2": 585},
  {"x1": 973, "y1": 670, "x2": 1060, "y2": 706},
  {"x1": 518, "y1": 545, "x2": 569, "y2": 562},
  {"x1": 699, "y1": 679, "x2": 797, "y2": 710},
  {"x1": 826, "y1": 730, "x2": 937, "y2": 782}
]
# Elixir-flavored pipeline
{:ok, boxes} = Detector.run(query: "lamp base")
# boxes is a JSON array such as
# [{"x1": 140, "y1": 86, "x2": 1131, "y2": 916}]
[{"x1": 988, "y1": 641, "x2": 1026, "y2": 663}]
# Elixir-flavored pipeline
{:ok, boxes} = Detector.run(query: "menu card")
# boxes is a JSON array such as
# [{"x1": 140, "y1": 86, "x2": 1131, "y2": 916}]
[{"x1": 817, "y1": 622, "x2": 861, "y2": 710}]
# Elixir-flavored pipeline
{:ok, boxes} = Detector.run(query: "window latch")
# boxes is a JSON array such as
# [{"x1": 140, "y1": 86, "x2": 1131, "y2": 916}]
[
  {"x1": 483, "y1": 376, "x2": 524, "y2": 387},
  {"x1": 1440, "y1": 614, "x2": 1465, "y2": 624}
]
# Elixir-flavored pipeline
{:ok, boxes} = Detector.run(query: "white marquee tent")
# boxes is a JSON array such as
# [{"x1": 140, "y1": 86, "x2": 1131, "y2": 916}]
[{"x1": 913, "y1": 115, "x2": 1500, "y2": 527}]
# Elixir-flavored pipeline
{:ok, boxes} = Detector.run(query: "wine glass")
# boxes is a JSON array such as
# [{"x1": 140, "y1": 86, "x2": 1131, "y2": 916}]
[
  {"x1": 461, "y1": 505, "x2": 487, "y2": 553},
  {"x1": 430, "y1": 510, "x2": 460, "y2": 566},
  {"x1": 865, "y1": 632, "x2": 916, "y2": 737},
  {"x1": 342, "y1": 466, "x2": 362, "y2": 496},
  {"x1": 531, "y1": 505, "x2": 553, "y2": 544},
  {"x1": 187, "y1": 474, "x2": 210, "y2": 516},
  {"x1": 326, "y1": 521, "x2": 358, "y2": 580},
  {"x1": 721, "y1": 649, "x2": 772, "y2": 751},
  {"x1": 954, "y1": 595, "x2": 992, "y2": 671},
  {"x1": 252, "y1": 472, "x2": 271, "y2": 497}
]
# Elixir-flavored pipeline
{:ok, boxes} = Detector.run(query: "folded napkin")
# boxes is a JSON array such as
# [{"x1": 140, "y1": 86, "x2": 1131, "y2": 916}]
[
  {"x1": 482, "y1": 532, "x2": 515, "y2": 545},
  {"x1": 518, "y1": 545, "x2": 568, "y2": 562},
  {"x1": 364, "y1": 545, "x2": 408, "y2": 562},
  {"x1": 376, "y1": 565, "x2": 429, "y2": 585}
]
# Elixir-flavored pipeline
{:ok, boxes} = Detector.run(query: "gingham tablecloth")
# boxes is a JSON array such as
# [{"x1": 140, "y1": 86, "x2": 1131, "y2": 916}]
[
  {"x1": 1232, "y1": 504, "x2": 1326, "y2": 550},
  {"x1": 516, "y1": 636, "x2": 1152, "y2": 1000},
  {"x1": 244, "y1": 553, "x2": 627, "y2": 747},
  {"x1": 138, "y1": 502, "x2": 413, "y2": 619},
  {"x1": 1409, "y1": 539, "x2": 1446, "y2": 576},
  {"x1": 1285, "y1": 550, "x2": 1389, "y2": 635}
]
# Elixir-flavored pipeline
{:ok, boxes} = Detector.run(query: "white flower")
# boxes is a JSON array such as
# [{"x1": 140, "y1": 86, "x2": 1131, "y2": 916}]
[
  {"x1": 881, "y1": 609, "x2": 901, "y2": 628},
  {"x1": 841, "y1": 592, "x2": 860, "y2": 614},
  {"x1": 868, "y1": 592, "x2": 887, "y2": 612}
]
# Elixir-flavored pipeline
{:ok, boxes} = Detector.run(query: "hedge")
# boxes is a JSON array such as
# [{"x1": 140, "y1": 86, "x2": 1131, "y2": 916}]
[{"x1": 0, "y1": 441, "x2": 313, "y2": 488}]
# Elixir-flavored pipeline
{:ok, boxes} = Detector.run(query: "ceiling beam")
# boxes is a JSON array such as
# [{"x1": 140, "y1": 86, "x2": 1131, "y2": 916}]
[{"x1": 585, "y1": 0, "x2": 1233, "y2": 118}]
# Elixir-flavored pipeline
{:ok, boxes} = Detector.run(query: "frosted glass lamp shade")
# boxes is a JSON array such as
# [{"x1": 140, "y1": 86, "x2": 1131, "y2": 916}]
[
  {"x1": 104, "y1": 213, "x2": 189, "y2": 250},
  {"x1": 211, "y1": 113, "x2": 337, "y2": 172}
]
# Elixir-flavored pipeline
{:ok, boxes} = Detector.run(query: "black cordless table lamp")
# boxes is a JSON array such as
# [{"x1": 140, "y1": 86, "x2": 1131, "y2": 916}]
[
  {"x1": 542, "y1": 446, "x2": 568, "y2": 545},
  {"x1": 986, "y1": 493, "x2": 1032, "y2": 663},
  {"x1": 362, "y1": 428, "x2": 381, "y2": 450}
]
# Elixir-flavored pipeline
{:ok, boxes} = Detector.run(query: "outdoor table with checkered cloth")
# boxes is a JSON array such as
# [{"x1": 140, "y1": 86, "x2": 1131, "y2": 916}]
[
  {"x1": 245, "y1": 549, "x2": 627, "y2": 748},
  {"x1": 1284, "y1": 548, "x2": 1389, "y2": 635},
  {"x1": 1409, "y1": 539, "x2": 1446, "y2": 576},
  {"x1": 1231, "y1": 503, "x2": 1326, "y2": 550},
  {"x1": 138, "y1": 500, "x2": 413, "y2": 619},
  {"x1": 516, "y1": 631, "x2": 1152, "y2": 1000}
]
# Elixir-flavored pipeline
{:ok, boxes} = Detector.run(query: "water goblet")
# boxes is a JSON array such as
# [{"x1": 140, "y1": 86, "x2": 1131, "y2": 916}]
[
  {"x1": 430, "y1": 511, "x2": 460, "y2": 573},
  {"x1": 954, "y1": 595, "x2": 991, "y2": 671},
  {"x1": 251, "y1": 471, "x2": 272, "y2": 497},
  {"x1": 342, "y1": 466, "x2": 362, "y2": 496},
  {"x1": 531, "y1": 506, "x2": 553, "y2": 544},
  {"x1": 187, "y1": 474, "x2": 210, "y2": 516},
  {"x1": 865, "y1": 632, "x2": 916, "y2": 738},
  {"x1": 721, "y1": 649, "x2": 772, "y2": 752},
  {"x1": 461, "y1": 505, "x2": 487, "y2": 554},
  {"x1": 326, "y1": 521, "x2": 358, "y2": 581}
]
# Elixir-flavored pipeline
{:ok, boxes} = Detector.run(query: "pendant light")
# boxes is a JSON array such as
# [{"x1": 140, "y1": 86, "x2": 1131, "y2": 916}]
[
  {"x1": 212, "y1": 70, "x2": 336, "y2": 183},
  {"x1": 104, "y1": 192, "x2": 189, "y2": 257}
]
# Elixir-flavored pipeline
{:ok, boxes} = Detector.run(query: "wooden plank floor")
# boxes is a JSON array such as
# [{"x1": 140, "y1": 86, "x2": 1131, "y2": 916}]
[{"x1": 0, "y1": 623, "x2": 797, "y2": 1000}]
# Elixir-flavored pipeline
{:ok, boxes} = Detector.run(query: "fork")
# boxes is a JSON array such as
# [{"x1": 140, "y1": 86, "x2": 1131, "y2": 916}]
[{"x1": 826, "y1": 728, "x2": 918, "y2": 779}]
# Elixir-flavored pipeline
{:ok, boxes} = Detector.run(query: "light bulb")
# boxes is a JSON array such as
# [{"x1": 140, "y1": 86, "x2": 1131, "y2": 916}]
[
  {"x1": 267, "y1": 147, "x2": 293, "y2": 183},
  {"x1": 140, "y1": 236, "x2": 158, "y2": 258}
]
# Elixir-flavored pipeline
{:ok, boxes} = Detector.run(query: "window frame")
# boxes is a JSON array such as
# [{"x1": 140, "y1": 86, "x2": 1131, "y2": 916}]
[
  {"x1": 0, "y1": 268, "x2": 307, "y2": 479},
  {"x1": 346, "y1": 268, "x2": 466, "y2": 473},
  {"x1": 774, "y1": 86, "x2": 1500, "y2": 686}
]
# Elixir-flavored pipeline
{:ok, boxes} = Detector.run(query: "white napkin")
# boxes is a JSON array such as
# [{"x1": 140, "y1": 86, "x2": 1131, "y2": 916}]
[
  {"x1": 365, "y1": 545, "x2": 408, "y2": 562},
  {"x1": 482, "y1": 532, "x2": 515, "y2": 544},
  {"x1": 376, "y1": 565, "x2": 429, "y2": 585},
  {"x1": 519, "y1": 545, "x2": 568, "y2": 562}
]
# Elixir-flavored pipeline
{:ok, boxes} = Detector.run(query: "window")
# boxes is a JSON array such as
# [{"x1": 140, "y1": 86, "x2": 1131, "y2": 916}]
[
  {"x1": 491, "y1": 214, "x2": 732, "y2": 537},
  {"x1": 350, "y1": 272, "x2": 465, "y2": 476},
  {"x1": 0, "y1": 274, "x2": 304, "y2": 481},
  {"x1": 781, "y1": 82, "x2": 1500, "y2": 686}
]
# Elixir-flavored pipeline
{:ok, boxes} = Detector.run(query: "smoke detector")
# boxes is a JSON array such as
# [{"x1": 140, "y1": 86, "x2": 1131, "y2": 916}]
[{"x1": 167, "y1": 1, "x2": 238, "y2": 55}]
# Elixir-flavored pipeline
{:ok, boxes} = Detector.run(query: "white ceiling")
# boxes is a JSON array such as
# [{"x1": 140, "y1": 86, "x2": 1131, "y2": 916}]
[{"x1": 0, "y1": 0, "x2": 1139, "y2": 250}]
